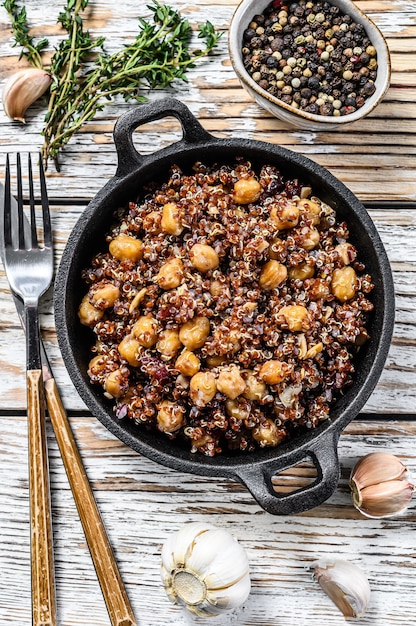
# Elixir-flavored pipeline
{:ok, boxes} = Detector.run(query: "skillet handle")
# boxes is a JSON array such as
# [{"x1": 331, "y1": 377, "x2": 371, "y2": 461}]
[
  {"x1": 113, "y1": 97, "x2": 212, "y2": 178},
  {"x1": 233, "y1": 429, "x2": 341, "y2": 515}
]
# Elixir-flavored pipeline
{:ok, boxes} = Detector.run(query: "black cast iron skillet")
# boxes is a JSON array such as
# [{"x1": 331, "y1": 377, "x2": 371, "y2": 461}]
[{"x1": 55, "y1": 97, "x2": 395, "y2": 515}]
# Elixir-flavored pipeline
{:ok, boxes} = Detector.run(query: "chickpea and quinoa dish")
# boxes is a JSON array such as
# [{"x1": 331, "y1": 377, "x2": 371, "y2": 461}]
[{"x1": 78, "y1": 159, "x2": 374, "y2": 457}]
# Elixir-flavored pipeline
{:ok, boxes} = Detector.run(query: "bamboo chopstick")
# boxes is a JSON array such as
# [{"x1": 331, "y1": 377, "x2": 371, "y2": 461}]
[
  {"x1": 44, "y1": 377, "x2": 137, "y2": 626},
  {"x1": 28, "y1": 370, "x2": 57, "y2": 626}
]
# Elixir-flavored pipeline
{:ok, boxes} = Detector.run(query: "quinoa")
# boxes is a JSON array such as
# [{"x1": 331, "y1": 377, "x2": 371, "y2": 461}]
[{"x1": 78, "y1": 159, "x2": 374, "y2": 457}]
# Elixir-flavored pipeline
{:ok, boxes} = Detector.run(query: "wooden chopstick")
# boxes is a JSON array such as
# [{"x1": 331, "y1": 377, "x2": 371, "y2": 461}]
[
  {"x1": 28, "y1": 370, "x2": 57, "y2": 626},
  {"x1": 44, "y1": 377, "x2": 137, "y2": 626}
]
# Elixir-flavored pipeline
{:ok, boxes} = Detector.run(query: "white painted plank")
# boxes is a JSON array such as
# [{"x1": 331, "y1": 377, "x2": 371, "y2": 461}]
[{"x1": 1, "y1": 415, "x2": 416, "y2": 625}]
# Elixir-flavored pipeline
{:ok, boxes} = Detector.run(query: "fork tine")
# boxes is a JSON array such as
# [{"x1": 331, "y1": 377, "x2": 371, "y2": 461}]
[
  {"x1": 16, "y1": 153, "x2": 25, "y2": 250},
  {"x1": 3, "y1": 153, "x2": 12, "y2": 248},
  {"x1": 28, "y1": 154, "x2": 38, "y2": 249},
  {"x1": 38, "y1": 154, "x2": 52, "y2": 249}
]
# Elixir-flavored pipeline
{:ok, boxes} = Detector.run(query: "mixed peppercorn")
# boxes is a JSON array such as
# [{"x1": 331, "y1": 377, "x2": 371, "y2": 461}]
[{"x1": 241, "y1": 0, "x2": 378, "y2": 117}]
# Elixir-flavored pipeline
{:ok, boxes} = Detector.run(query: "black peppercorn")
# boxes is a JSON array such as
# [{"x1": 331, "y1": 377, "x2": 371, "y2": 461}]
[
  {"x1": 307, "y1": 103, "x2": 320, "y2": 114},
  {"x1": 266, "y1": 56, "x2": 278, "y2": 68},
  {"x1": 362, "y1": 81, "x2": 376, "y2": 96},
  {"x1": 345, "y1": 96, "x2": 356, "y2": 107},
  {"x1": 308, "y1": 76, "x2": 320, "y2": 90},
  {"x1": 301, "y1": 87, "x2": 312, "y2": 99},
  {"x1": 271, "y1": 37, "x2": 285, "y2": 51},
  {"x1": 320, "y1": 102, "x2": 334, "y2": 115}
]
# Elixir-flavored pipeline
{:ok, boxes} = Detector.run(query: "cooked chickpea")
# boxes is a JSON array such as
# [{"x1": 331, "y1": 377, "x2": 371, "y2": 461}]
[
  {"x1": 288, "y1": 262, "x2": 315, "y2": 280},
  {"x1": 269, "y1": 201, "x2": 300, "y2": 230},
  {"x1": 233, "y1": 176, "x2": 262, "y2": 204},
  {"x1": 243, "y1": 371, "x2": 268, "y2": 401},
  {"x1": 259, "y1": 360, "x2": 288, "y2": 385},
  {"x1": 142, "y1": 210, "x2": 162, "y2": 234},
  {"x1": 189, "y1": 371, "x2": 217, "y2": 407},
  {"x1": 335, "y1": 242, "x2": 356, "y2": 265},
  {"x1": 104, "y1": 369, "x2": 127, "y2": 398},
  {"x1": 118, "y1": 334, "x2": 142, "y2": 367},
  {"x1": 179, "y1": 316, "x2": 210, "y2": 351},
  {"x1": 161, "y1": 202, "x2": 184, "y2": 236},
  {"x1": 296, "y1": 198, "x2": 321, "y2": 225},
  {"x1": 209, "y1": 279, "x2": 223, "y2": 297},
  {"x1": 331, "y1": 266, "x2": 358, "y2": 301},
  {"x1": 88, "y1": 355, "x2": 105, "y2": 375},
  {"x1": 306, "y1": 278, "x2": 330, "y2": 301},
  {"x1": 189, "y1": 243, "x2": 219, "y2": 273},
  {"x1": 205, "y1": 354, "x2": 227, "y2": 368},
  {"x1": 91, "y1": 283, "x2": 120, "y2": 308},
  {"x1": 279, "y1": 304, "x2": 308, "y2": 331},
  {"x1": 132, "y1": 315, "x2": 158, "y2": 347},
  {"x1": 252, "y1": 418, "x2": 284, "y2": 447},
  {"x1": 216, "y1": 365, "x2": 247, "y2": 400},
  {"x1": 78, "y1": 295, "x2": 104, "y2": 326},
  {"x1": 109, "y1": 233, "x2": 143, "y2": 262},
  {"x1": 156, "y1": 329, "x2": 182, "y2": 357},
  {"x1": 259, "y1": 260, "x2": 287, "y2": 290},
  {"x1": 191, "y1": 433, "x2": 216, "y2": 451},
  {"x1": 175, "y1": 349, "x2": 201, "y2": 376},
  {"x1": 156, "y1": 257, "x2": 184, "y2": 290},
  {"x1": 156, "y1": 400, "x2": 185, "y2": 433},
  {"x1": 225, "y1": 398, "x2": 251, "y2": 421},
  {"x1": 228, "y1": 329, "x2": 242, "y2": 353},
  {"x1": 300, "y1": 227, "x2": 320, "y2": 250}
]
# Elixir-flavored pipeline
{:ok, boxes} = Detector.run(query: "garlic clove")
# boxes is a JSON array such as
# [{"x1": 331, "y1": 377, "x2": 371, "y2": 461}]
[
  {"x1": 354, "y1": 479, "x2": 414, "y2": 519},
  {"x1": 205, "y1": 573, "x2": 252, "y2": 613},
  {"x1": 350, "y1": 452, "x2": 414, "y2": 518},
  {"x1": 2, "y1": 68, "x2": 52, "y2": 123},
  {"x1": 203, "y1": 543, "x2": 250, "y2": 589},
  {"x1": 313, "y1": 559, "x2": 371, "y2": 618},
  {"x1": 161, "y1": 521, "x2": 208, "y2": 570},
  {"x1": 186, "y1": 528, "x2": 248, "y2": 587},
  {"x1": 351, "y1": 452, "x2": 409, "y2": 490},
  {"x1": 161, "y1": 522, "x2": 250, "y2": 617}
]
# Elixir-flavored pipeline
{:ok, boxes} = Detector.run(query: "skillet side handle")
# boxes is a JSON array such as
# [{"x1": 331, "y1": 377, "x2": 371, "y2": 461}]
[
  {"x1": 233, "y1": 429, "x2": 341, "y2": 516},
  {"x1": 113, "y1": 97, "x2": 212, "y2": 178}
]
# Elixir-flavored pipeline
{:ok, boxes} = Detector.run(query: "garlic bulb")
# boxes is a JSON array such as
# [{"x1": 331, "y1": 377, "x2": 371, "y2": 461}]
[
  {"x1": 2, "y1": 68, "x2": 52, "y2": 123},
  {"x1": 161, "y1": 522, "x2": 250, "y2": 617},
  {"x1": 350, "y1": 452, "x2": 414, "y2": 518},
  {"x1": 313, "y1": 559, "x2": 371, "y2": 618}
]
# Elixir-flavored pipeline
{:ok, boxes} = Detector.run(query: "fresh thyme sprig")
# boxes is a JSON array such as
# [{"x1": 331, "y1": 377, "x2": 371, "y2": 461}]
[
  {"x1": 3, "y1": 0, "x2": 48, "y2": 69},
  {"x1": 2, "y1": 0, "x2": 221, "y2": 170}
]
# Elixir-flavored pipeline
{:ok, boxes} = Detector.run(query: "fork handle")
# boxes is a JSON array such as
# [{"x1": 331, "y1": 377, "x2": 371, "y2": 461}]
[
  {"x1": 44, "y1": 377, "x2": 137, "y2": 626},
  {"x1": 27, "y1": 369, "x2": 57, "y2": 626}
]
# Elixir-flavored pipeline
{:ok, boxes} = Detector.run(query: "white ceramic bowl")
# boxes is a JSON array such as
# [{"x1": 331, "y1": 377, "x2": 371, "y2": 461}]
[{"x1": 229, "y1": 0, "x2": 391, "y2": 130}]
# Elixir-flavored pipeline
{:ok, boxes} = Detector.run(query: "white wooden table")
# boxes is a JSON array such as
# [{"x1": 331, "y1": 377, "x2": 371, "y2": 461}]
[{"x1": 1, "y1": 1, "x2": 416, "y2": 625}]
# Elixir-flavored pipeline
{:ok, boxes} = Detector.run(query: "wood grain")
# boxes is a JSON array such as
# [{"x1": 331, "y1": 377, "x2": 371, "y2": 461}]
[
  {"x1": 0, "y1": 0, "x2": 415, "y2": 200},
  {"x1": 44, "y1": 377, "x2": 137, "y2": 626},
  {"x1": 1, "y1": 413, "x2": 416, "y2": 625},
  {"x1": 1, "y1": 0, "x2": 416, "y2": 624},
  {"x1": 27, "y1": 369, "x2": 56, "y2": 626}
]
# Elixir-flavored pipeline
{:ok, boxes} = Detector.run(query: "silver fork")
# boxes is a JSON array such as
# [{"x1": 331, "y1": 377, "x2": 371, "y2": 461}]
[{"x1": 3, "y1": 153, "x2": 56, "y2": 626}]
